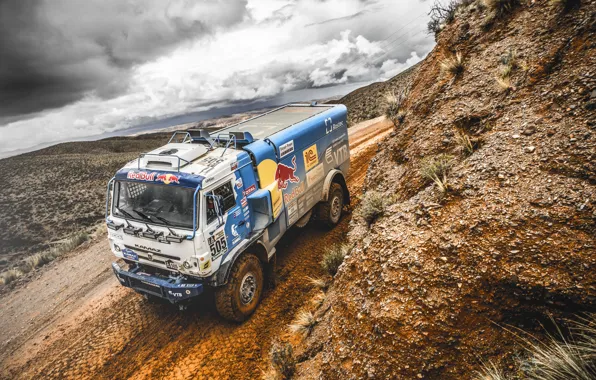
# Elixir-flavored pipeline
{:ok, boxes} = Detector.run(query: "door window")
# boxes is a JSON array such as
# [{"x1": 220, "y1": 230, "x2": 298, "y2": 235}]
[{"x1": 206, "y1": 181, "x2": 236, "y2": 224}]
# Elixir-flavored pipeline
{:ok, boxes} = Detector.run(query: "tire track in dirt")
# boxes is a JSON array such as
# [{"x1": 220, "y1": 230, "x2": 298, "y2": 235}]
[{"x1": 2, "y1": 119, "x2": 393, "y2": 380}]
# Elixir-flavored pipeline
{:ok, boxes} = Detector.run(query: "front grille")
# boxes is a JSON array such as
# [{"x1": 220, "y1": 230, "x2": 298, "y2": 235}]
[{"x1": 129, "y1": 277, "x2": 163, "y2": 296}]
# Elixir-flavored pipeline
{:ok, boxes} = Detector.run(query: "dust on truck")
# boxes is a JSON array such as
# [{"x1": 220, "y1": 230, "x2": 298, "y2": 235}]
[{"x1": 105, "y1": 103, "x2": 350, "y2": 321}]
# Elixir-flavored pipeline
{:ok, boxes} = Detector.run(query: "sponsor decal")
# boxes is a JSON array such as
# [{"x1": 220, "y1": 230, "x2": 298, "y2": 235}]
[
  {"x1": 279, "y1": 140, "x2": 295, "y2": 158},
  {"x1": 232, "y1": 236, "x2": 241, "y2": 245},
  {"x1": 165, "y1": 260, "x2": 178, "y2": 270},
  {"x1": 284, "y1": 183, "x2": 305, "y2": 204},
  {"x1": 230, "y1": 161, "x2": 238, "y2": 171},
  {"x1": 199, "y1": 156, "x2": 225, "y2": 167},
  {"x1": 306, "y1": 163, "x2": 324, "y2": 186},
  {"x1": 303, "y1": 144, "x2": 318, "y2": 172},
  {"x1": 109, "y1": 233, "x2": 123, "y2": 241},
  {"x1": 243, "y1": 184, "x2": 257, "y2": 196},
  {"x1": 156, "y1": 173, "x2": 180, "y2": 185},
  {"x1": 275, "y1": 156, "x2": 300, "y2": 190},
  {"x1": 333, "y1": 144, "x2": 349, "y2": 165},
  {"x1": 324, "y1": 117, "x2": 345, "y2": 135},
  {"x1": 246, "y1": 222, "x2": 250, "y2": 229},
  {"x1": 127, "y1": 171, "x2": 156, "y2": 181},
  {"x1": 201, "y1": 260, "x2": 211, "y2": 271},
  {"x1": 231, "y1": 224, "x2": 239, "y2": 237},
  {"x1": 233, "y1": 209, "x2": 242, "y2": 218},
  {"x1": 168, "y1": 291, "x2": 183, "y2": 298},
  {"x1": 235, "y1": 177, "x2": 243, "y2": 189},
  {"x1": 325, "y1": 147, "x2": 333, "y2": 165},
  {"x1": 241, "y1": 197, "x2": 248, "y2": 207},
  {"x1": 122, "y1": 248, "x2": 138, "y2": 261},
  {"x1": 208, "y1": 229, "x2": 227, "y2": 259}
]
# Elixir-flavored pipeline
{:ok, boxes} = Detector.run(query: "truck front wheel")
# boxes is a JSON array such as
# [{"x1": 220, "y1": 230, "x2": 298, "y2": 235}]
[
  {"x1": 318, "y1": 183, "x2": 344, "y2": 228},
  {"x1": 215, "y1": 253, "x2": 264, "y2": 322}
]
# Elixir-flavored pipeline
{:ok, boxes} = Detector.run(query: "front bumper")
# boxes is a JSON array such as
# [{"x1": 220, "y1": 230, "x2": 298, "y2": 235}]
[{"x1": 112, "y1": 262, "x2": 204, "y2": 303}]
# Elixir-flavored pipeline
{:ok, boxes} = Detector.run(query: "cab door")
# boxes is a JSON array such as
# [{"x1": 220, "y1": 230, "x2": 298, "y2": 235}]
[{"x1": 203, "y1": 176, "x2": 249, "y2": 263}]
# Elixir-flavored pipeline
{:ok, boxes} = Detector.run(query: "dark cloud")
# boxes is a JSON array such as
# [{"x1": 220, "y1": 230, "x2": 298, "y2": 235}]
[{"x1": 0, "y1": 0, "x2": 247, "y2": 118}]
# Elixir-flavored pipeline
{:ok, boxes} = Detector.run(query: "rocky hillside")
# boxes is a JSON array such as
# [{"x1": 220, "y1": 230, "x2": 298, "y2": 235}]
[
  {"x1": 295, "y1": 1, "x2": 595, "y2": 378},
  {"x1": 331, "y1": 62, "x2": 420, "y2": 126}
]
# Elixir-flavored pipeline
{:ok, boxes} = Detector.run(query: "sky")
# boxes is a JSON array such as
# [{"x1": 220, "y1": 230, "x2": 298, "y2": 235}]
[{"x1": 0, "y1": 0, "x2": 435, "y2": 157}]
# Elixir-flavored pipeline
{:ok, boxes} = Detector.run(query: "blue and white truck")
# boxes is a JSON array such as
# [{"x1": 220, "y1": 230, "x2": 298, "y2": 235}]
[{"x1": 105, "y1": 103, "x2": 350, "y2": 321}]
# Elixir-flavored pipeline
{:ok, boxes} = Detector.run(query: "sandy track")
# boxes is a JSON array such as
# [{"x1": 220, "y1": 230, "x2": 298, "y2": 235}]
[{"x1": 0, "y1": 118, "x2": 393, "y2": 380}]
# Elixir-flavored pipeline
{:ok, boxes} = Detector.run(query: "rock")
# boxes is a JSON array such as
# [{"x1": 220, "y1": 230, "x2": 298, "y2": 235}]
[
  {"x1": 521, "y1": 125, "x2": 536, "y2": 135},
  {"x1": 512, "y1": 134, "x2": 520, "y2": 139},
  {"x1": 525, "y1": 146, "x2": 536, "y2": 153}
]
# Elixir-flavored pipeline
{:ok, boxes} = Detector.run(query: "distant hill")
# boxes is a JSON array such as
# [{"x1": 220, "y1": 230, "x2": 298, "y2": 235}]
[{"x1": 329, "y1": 62, "x2": 421, "y2": 126}]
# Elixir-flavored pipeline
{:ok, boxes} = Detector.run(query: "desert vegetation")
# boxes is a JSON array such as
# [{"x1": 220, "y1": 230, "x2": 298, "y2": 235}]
[
  {"x1": 440, "y1": 51, "x2": 465, "y2": 78},
  {"x1": 419, "y1": 154, "x2": 455, "y2": 193},
  {"x1": 289, "y1": 310, "x2": 317, "y2": 339},
  {"x1": 320, "y1": 243, "x2": 351, "y2": 276},
  {"x1": 263, "y1": 340, "x2": 296, "y2": 380},
  {"x1": 356, "y1": 191, "x2": 389, "y2": 226},
  {"x1": 384, "y1": 88, "x2": 409, "y2": 127},
  {"x1": 476, "y1": 315, "x2": 596, "y2": 379}
]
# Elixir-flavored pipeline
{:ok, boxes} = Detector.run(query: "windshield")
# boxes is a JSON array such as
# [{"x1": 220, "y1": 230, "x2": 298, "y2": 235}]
[{"x1": 113, "y1": 181, "x2": 196, "y2": 229}]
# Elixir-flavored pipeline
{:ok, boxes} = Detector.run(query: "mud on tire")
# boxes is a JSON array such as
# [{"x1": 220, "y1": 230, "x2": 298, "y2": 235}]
[
  {"x1": 215, "y1": 253, "x2": 264, "y2": 322},
  {"x1": 318, "y1": 183, "x2": 344, "y2": 228}
]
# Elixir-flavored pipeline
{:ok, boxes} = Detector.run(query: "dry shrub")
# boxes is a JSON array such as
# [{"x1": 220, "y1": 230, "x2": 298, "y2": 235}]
[
  {"x1": 0, "y1": 268, "x2": 23, "y2": 285},
  {"x1": 496, "y1": 76, "x2": 514, "y2": 91},
  {"x1": 24, "y1": 252, "x2": 55, "y2": 271},
  {"x1": 267, "y1": 340, "x2": 295, "y2": 380},
  {"x1": 321, "y1": 244, "x2": 351, "y2": 276},
  {"x1": 483, "y1": 0, "x2": 519, "y2": 25},
  {"x1": 357, "y1": 191, "x2": 388, "y2": 226},
  {"x1": 384, "y1": 89, "x2": 408, "y2": 127},
  {"x1": 455, "y1": 130, "x2": 475, "y2": 156},
  {"x1": 420, "y1": 154, "x2": 455, "y2": 193},
  {"x1": 306, "y1": 276, "x2": 328, "y2": 291},
  {"x1": 427, "y1": 0, "x2": 476, "y2": 37},
  {"x1": 440, "y1": 52, "x2": 464, "y2": 78},
  {"x1": 478, "y1": 315, "x2": 596, "y2": 380},
  {"x1": 289, "y1": 310, "x2": 316, "y2": 338},
  {"x1": 475, "y1": 360, "x2": 507, "y2": 380}
]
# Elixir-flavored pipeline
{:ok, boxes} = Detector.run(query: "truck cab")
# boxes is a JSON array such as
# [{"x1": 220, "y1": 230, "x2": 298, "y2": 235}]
[{"x1": 106, "y1": 103, "x2": 350, "y2": 321}]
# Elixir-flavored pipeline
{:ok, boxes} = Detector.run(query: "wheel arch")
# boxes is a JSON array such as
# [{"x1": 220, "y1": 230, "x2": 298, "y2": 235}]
[{"x1": 322, "y1": 170, "x2": 350, "y2": 205}]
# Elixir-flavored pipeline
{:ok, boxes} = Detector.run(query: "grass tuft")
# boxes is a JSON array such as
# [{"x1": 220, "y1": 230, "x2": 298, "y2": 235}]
[
  {"x1": 454, "y1": 130, "x2": 476, "y2": 156},
  {"x1": 482, "y1": 0, "x2": 519, "y2": 25},
  {"x1": 321, "y1": 244, "x2": 351, "y2": 276},
  {"x1": 384, "y1": 89, "x2": 408, "y2": 127},
  {"x1": 0, "y1": 268, "x2": 23, "y2": 285},
  {"x1": 420, "y1": 154, "x2": 455, "y2": 193},
  {"x1": 306, "y1": 276, "x2": 329, "y2": 291},
  {"x1": 478, "y1": 314, "x2": 596, "y2": 380},
  {"x1": 357, "y1": 191, "x2": 389, "y2": 226},
  {"x1": 474, "y1": 360, "x2": 507, "y2": 380},
  {"x1": 268, "y1": 340, "x2": 295, "y2": 380},
  {"x1": 440, "y1": 52, "x2": 464, "y2": 78},
  {"x1": 289, "y1": 310, "x2": 317, "y2": 338},
  {"x1": 549, "y1": 0, "x2": 581, "y2": 11}
]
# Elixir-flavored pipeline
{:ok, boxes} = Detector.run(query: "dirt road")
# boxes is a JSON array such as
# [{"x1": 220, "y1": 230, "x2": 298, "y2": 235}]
[{"x1": 0, "y1": 117, "x2": 392, "y2": 380}]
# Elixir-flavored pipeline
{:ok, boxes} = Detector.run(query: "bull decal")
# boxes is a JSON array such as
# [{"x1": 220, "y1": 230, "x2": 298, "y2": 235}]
[{"x1": 275, "y1": 156, "x2": 300, "y2": 190}]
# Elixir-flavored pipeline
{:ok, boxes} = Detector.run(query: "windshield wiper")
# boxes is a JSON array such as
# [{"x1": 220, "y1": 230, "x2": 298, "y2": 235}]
[
  {"x1": 116, "y1": 207, "x2": 135, "y2": 220},
  {"x1": 151, "y1": 214, "x2": 172, "y2": 226},
  {"x1": 133, "y1": 208, "x2": 152, "y2": 222}
]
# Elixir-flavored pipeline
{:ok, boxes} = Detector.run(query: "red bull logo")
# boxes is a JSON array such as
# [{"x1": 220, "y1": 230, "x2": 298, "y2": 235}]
[
  {"x1": 127, "y1": 171, "x2": 156, "y2": 181},
  {"x1": 155, "y1": 173, "x2": 180, "y2": 185},
  {"x1": 275, "y1": 156, "x2": 300, "y2": 190}
]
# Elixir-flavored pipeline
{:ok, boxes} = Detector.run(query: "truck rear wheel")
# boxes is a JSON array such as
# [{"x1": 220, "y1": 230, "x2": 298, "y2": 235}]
[
  {"x1": 318, "y1": 183, "x2": 344, "y2": 228},
  {"x1": 215, "y1": 253, "x2": 264, "y2": 322}
]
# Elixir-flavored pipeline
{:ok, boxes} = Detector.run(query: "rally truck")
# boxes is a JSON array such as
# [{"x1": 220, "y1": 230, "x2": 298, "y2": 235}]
[{"x1": 105, "y1": 103, "x2": 350, "y2": 321}]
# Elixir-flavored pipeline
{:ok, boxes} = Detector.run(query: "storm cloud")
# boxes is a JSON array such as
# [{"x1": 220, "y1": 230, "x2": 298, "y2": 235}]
[
  {"x1": 0, "y1": 0, "x2": 247, "y2": 118},
  {"x1": 0, "y1": 0, "x2": 435, "y2": 156}
]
